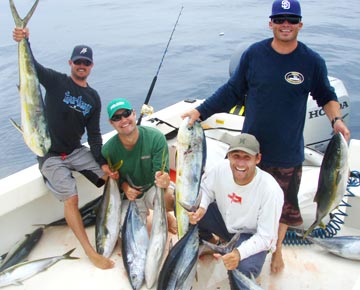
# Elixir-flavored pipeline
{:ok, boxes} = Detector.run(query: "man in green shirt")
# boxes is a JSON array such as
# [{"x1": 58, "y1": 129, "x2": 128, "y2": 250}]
[{"x1": 102, "y1": 98, "x2": 176, "y2": 233}]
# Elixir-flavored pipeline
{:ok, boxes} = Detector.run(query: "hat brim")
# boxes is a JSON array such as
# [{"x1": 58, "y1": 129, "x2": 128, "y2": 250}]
[
  {"x1": 227, "y1": 147, "x2": 258, "y2": 156},
  {"x1": 71, "y1": 56, "x2": 93, "y2": 63},
  {"x1": 270, "y1": 13, "x2": 302, "y2": 18}
]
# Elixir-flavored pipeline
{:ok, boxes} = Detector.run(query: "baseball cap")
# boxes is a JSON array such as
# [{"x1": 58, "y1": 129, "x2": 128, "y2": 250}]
[
  {"x1": 227, "y1": 134, "x2": 260, "y2": 156},
  {"x1": 107, "y1": 98, "x2": 133, "y2": 119},
  {"x1": 70, "y1": 45, "x2": 93, "y2": 62},
  {"x1": 270, "y1": 0, "x2": 302, "y2": 18}
]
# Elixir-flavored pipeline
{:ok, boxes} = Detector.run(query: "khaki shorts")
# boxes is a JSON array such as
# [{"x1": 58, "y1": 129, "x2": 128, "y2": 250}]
[{"x1": 40, "y1": 147, "x2": 105, "y2": 201}]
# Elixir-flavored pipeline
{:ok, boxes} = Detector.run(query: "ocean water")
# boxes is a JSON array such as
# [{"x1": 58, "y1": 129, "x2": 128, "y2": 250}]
[{"x1": 0, "y1": 0, "x2": 359, "y2": 179}]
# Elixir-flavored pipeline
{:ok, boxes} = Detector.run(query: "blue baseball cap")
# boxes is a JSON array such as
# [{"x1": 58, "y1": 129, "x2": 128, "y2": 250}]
[
  {"x1": 270, "y1": 0, "x2": 302, "y2": 18},
  {"x1": 71, "y1": 45, "x2": 93, "y2": 62}
]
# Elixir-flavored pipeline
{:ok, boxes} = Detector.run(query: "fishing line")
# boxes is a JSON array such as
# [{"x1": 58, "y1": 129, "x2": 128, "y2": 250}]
[{"x1": 137, "y1": 6, "x2": 184, "y2": 125}]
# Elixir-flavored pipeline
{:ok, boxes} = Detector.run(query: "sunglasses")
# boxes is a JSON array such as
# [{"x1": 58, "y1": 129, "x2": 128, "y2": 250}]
[
  {"x1": 110, "y1": 109, "x2": 133, "y2": 121},
  {"x1": 73, "y1": 59, "x2": 92, "y2": 66},
  {"x1": 272, "y1": 16, "x2": 301, "y2": 25}
]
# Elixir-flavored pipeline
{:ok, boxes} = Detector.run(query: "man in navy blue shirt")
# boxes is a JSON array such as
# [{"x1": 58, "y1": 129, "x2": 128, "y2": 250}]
[{"x1": 183, "y1": 0, "x2": 350, "y2": 273}]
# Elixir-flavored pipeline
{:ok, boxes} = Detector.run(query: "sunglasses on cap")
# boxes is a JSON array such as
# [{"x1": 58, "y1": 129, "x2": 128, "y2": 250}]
[
  {"x1": 110, "y1": 109, "x2": 133, "y2": 121},
  {"x1": 272, "y1": 16, "x2": 301, "y2": 25},
  {"x1": 73, "y1": 59, "x2": 92, "y2": 66}
]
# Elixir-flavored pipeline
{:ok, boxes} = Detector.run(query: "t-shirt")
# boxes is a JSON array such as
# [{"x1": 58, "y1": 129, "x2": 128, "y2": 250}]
[
  {"x1": 101, "y1": 126, "x2": 169, "y2": 194},
  {"x1": 200, "y1": 160, "x2": 284, "y2": 260}
]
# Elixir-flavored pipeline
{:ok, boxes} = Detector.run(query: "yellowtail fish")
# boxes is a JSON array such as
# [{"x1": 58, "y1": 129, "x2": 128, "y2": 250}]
[
  {"x1": 0, "y1": 248, "x2": 78, "y2": 288},
  {"x1": 95, "y1": 178, "x2": 122, "y2": 258},
  {"x1": 9, "y1": 0, "x2": 51, "y2": 156},
  {"x1": 303, "y1": 132, "x2": 349, "y2": 239}
]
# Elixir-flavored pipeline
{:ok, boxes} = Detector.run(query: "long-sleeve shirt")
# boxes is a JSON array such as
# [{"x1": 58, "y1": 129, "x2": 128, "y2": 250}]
[
  {"x1": 200, "y1": 160, "x2": 284, "y2": 260},
  {"x1": 35, "y1": 60, "x2": 105, "y2": 165},
  {"x1": 197, "y1": 38, "x2": 338, "y2": 167}
]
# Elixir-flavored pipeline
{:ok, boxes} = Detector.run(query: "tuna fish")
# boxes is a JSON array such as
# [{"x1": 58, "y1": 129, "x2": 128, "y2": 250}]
[
  {"x1": 157, "y1": 224, "x2": 199, "y2": 290},
  {"x1": 0, "y1": 248, "x2": 78, "y2": 288},
  {"x1": 0, "y1": 227, "x2": 43, "y2": 272},
  {"x1": 9, "y1": 0, "x2": 51, "y2": 157},
  {"x1": 144, "y1": 186, "x2": 168, "y2": 289},
  {"x1": 202, "y1": 233, "x2": 263, "y2": 290},
  {"x1": 175, "y1": 117, "x2": 206, "y2": 238},
  {"x1": 121, "y1": 201, "x2": 149, "y2": 290},
  {"x1": 306, "y1": 235, "x2": 360, "y2": 261},
  {"x1": 95, "y1": 178, "x2": 122, "y2": 258},
  {"x1": 229, "y1": 269, "x2": 264, "y2": 290},
  {"x1": 304, "y1": 132, "x2": 349, "y2": 239},
  {"x1": 41, "y1": 195, "x2": 102, "y2": 228}
]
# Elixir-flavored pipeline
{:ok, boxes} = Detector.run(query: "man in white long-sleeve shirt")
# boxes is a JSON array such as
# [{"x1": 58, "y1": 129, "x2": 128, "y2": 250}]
[{"x1": 189, "y1": 133, "x2": 283, "y2": 284}]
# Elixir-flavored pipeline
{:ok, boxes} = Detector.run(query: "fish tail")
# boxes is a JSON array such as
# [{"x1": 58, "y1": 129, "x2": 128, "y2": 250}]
[
  {"x1": 9, "y1": 0, "x2": 40, "y2": 28},
  {"x1": 63, "y1": 248, "x2": 80, "y2": 260},
  {"x1": 303, "y1": 223, "x2": 316, "y2": 240}
]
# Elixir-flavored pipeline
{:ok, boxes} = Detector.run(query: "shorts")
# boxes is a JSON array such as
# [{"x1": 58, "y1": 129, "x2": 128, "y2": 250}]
[
  {"x1": 259, "y1": 164, "x2": 303, "y2": 226},
  {"x1": 39, "y1": 147, "x2": 105, "y2": 201},
  {"x1": 120, "y1": 185, "x2": 157, "y2": 225}
]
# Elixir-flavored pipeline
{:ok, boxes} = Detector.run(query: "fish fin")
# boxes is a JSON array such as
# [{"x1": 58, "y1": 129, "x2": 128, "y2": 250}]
[
  {"x1": 9, "y1": 0, "x2": 40, "y2": 28},
  {"x1": 201, "y1": 239, "x2": 228, "y2": 255},
  {"x1": 319, "y1": 221, "x2": 327, "y2": 229},
  {"x1": 303, "y1": 222, "x2": 317, "y2": 240},
  {"x1": 9, "y1": 118, "x2": 23, "y2": 134},
  {"x1": 63, "y1": 248, "x2": 80, "y2": 260}
]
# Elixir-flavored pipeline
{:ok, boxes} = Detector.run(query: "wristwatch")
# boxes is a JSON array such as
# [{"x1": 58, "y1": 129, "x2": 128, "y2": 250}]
[{"x1": 331, "y1": 116, "x2": 343, "y2": 128}]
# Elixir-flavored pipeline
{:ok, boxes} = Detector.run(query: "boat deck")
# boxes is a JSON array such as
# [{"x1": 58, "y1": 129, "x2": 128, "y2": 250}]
[{"x1": 3, "y1": 219, "x2": 360, "y2": 290}]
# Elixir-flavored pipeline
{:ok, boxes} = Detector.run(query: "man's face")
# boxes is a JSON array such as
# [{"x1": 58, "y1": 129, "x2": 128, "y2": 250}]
[
  {"x1": 228, "y1": 150, "x2": 261, "y2": 185},
  {"x1": 109, "y1": 109, "x2": 136, "y2": 136},
  {"x1": 269, "y1": 16, "x2": 303, "y2": 43},
  {"x1": 69, "y1": 58, "x2": 93, "y2": 81}
]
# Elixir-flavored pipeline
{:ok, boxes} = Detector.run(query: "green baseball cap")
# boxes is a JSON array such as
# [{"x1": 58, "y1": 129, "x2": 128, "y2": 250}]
[{"x1": 107, "y1": 98, "x2": 132, "y2": 119}]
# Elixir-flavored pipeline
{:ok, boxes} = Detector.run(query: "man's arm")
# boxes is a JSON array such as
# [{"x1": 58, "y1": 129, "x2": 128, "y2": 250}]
[{"x1": 323, "y1": 100, "x2": 350, "y2": 141}]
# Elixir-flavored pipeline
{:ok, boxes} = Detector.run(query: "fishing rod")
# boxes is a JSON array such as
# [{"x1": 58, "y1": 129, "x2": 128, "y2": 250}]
[{"x1": 137, "y1": 6, "x2": 184, "y2": 125}]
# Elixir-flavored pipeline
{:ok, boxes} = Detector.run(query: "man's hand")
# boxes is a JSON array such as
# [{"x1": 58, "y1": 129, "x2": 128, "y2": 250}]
[
  {"x1": 187, "y1": 207, "x2": 206, "y2": 225},
  {"x1": 181, "y1": 109, "x2": 201, "y2": 127},
  {"x1": 214, "y1": 248, "x2": 241, "y2": 270},
  {"x1": 155, "y1": 171, "x2": 170, "y2": 189},
  {"x1": 13, "y1": 27, "x2": 29, "y2": 42},
  {"x1": 101, "y1": 164, "x2": 119, "y2": 180}
]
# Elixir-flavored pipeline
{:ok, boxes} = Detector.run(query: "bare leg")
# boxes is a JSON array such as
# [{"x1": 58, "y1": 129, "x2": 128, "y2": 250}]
[
  {"x1": 271, "y1": 223, "x2": 287, "y2": 273},
  {"x1": 64, "y1": 195, "x2": 114, "y2": 269},
  {"x1": 164, "y1": 187, "x2": 177, "y2": 234}
]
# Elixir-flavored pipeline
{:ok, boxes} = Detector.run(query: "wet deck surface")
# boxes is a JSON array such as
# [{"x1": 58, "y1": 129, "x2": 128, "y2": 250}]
[{"x1": 3, "y1": 223, "x2": 360, "y2": 290}]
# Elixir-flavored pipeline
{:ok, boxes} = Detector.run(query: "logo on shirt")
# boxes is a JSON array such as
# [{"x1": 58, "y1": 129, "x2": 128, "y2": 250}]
[
  {"x1": 63, "y1": 91, "x2": 92, "y2": 116},
  {"x1": 228, "y1": 192, "x2": 242, "y2": 203},
  {"x1": 285, "y1": 72, "x2": 304, "y2": 85}
]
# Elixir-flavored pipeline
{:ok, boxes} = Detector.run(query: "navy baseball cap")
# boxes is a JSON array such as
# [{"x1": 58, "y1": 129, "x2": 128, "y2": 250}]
[
  {"x1": 70, "y1": 45, "x2": 93, "y2": 62},
  {"x1": 270, "y1": 0, "x2": 302, "y2": 18}
]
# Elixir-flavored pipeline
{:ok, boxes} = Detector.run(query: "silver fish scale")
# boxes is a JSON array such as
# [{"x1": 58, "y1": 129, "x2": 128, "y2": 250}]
[
  {"x1": 122, "y1": 202, "x2": 149, "y2": 290},
  {"x1": 145, "y1": 187, "x2": 168, "y2": 288}
]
